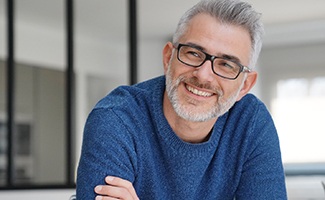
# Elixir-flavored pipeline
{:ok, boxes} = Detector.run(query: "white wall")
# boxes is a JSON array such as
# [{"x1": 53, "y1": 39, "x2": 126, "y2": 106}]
[{"x1": 138, "y1": 36, "x2": 167, "y2": 82}]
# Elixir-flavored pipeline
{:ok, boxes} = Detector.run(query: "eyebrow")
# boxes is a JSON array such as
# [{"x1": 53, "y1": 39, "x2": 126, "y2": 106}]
[{"x1": 185, "y1": 42, "x2": 243, "y2": 64}]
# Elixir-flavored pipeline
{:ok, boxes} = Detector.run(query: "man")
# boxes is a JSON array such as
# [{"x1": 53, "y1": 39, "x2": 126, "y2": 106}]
[{"x1": 76, "y1": 0, "x2": 287, "y2": 199}]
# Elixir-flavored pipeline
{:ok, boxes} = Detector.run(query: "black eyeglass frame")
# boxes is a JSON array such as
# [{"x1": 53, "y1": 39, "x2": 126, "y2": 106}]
[{"x1": 175, "y1": 43, "x2": 252, "y2": 80}]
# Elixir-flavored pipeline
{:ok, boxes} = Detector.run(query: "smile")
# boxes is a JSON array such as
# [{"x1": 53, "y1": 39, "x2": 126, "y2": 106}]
[{"x1": 185, "y1": 84, "x2": 213, "y2": 97}]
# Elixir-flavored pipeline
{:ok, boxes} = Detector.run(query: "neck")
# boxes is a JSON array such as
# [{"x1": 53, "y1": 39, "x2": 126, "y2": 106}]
[{"x1": 163, "y1": 92, "x2": 217, "y2": 143}]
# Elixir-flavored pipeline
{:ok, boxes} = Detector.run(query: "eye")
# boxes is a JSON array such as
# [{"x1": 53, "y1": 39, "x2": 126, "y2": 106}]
[
  {"x1": 223, "y1": 62, "x2": 235, "y2": 69},
  {"x1": 215, "y1": 59, "x2": 238, "y2": 72},
  {"x1": 186, "y1": 50, "x2": 199, "y2": 56},
  {"x1": 185, "y1": 50, "x2": 204, "y2": 60},
  {"x1": 217, "y1": 60, "x2": 234, "y2": 68}
]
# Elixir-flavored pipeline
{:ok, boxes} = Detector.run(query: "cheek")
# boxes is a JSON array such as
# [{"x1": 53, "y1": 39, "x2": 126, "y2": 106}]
[
  {"x1": 168, "y1": 61, "x2": 191, "y2": 79},
  {"x1": 218, "y1": 80, "x2": 242, "y2": 97}
]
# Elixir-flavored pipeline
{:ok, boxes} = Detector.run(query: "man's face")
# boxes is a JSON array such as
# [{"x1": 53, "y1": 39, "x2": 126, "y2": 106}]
[{"x1": 163, "y1": 13, "x2": 253, "y2": 122}]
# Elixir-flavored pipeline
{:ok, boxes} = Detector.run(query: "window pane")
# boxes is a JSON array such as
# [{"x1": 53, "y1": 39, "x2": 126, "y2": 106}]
[
  {"x1": 0, "y1": 61, "x2": 6, "y2": 186},
  {"x1": 272, "y1": 77, "x2": 325, "y2": 164},
  {"x1": 0, "y1": 0, "x2": 7, "y2": 187},
  {"x1": 14, "y1": 0, "x2": 66, "y2": 185},
  {"x1": 75, "y1": 0, "x2": 128, "y2": 166}
]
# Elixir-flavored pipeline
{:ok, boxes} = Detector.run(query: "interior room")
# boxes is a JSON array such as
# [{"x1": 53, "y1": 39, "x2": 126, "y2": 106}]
[{"x1": 0, "y1": 0, "x2": 324, "y2": 199}]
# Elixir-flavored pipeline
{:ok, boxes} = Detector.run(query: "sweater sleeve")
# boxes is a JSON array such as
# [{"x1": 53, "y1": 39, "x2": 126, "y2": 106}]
[
  {"x1": 235, "y1": 104, "x2": 287, "y2": 200},
  {"x1": 76, "y1": 108, "x2": 138, "y2": 200}
]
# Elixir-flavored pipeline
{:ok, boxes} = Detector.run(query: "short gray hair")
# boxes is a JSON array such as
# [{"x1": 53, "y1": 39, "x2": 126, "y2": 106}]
[{"x1": 172, "y1": 0, "x2": 264, "y2": 68}]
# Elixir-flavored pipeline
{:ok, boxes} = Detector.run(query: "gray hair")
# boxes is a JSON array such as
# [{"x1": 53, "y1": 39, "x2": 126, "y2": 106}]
[{"x1": 172, "y1": 0, "x2": 264, "y2": 68}]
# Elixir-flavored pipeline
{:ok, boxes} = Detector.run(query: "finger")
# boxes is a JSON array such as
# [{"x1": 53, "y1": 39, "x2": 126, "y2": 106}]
[
  {"x1": 95, "y1": 195, "x2": 118, "y2": 200},
  {"x1": 94, "y1": 185, "x2": 133, "y2": 200},
  {"x1": 105, "y1": 176, "x2": 139, "y2": 200}
]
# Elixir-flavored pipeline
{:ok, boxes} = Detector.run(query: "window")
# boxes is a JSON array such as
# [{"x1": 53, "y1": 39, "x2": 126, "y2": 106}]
[
  {"x1": 0, "y1": 0, "x2": 131, "y2": 189},
  {"x1": 271, "y1": 77, "x2": 325, "y2": 174}
]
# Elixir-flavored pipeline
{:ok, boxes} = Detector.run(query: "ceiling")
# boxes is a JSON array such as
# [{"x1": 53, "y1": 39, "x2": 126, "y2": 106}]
[
  {"x1": 138, "y1": 0, "x2": 325, "y2": 38},
  {"x1": 1, "y1": 0, "x2": 325, "y2": 43}
]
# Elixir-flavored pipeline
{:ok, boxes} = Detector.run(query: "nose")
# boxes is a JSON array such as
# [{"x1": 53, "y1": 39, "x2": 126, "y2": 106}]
[{"x1": 192, "y1": 60, "x2": 215, "y2": 82}]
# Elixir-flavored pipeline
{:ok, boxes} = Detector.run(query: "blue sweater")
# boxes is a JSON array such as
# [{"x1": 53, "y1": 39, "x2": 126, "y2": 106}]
[{"x1": 76, "y1": 76, "x2": 287, "y2": 199}]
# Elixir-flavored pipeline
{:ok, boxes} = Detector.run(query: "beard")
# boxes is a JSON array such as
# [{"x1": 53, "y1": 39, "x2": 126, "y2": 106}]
[{"x1": 165, "y1": 64, "x2": 245, "y2": 122}]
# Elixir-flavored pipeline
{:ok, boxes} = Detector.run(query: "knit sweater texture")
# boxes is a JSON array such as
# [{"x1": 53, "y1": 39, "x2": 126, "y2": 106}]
[{"x1": 76, "y1": 76, "x2": 287, "y2": 200}]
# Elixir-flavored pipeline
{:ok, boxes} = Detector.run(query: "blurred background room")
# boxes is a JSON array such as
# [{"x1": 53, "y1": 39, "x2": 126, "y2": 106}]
[{"x1": 0, "y1": 0, "x2": 324, "y2": 199}]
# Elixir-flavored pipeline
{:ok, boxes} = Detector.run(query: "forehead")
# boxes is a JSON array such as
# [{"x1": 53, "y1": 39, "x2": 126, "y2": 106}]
[{"x1": 179, "y1": 13, "x2": 252, "y2": 65}]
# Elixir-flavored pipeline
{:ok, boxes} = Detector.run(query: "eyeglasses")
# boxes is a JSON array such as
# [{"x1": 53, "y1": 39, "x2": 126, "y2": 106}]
[{"x1": 175, "y1": 43, "x2": 252, "y2": 80}]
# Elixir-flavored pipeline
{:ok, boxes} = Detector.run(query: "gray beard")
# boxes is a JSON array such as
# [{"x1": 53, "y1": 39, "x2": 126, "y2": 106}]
[{"x1": 165, "y1": 65, "x2": 244, "y2": 122}]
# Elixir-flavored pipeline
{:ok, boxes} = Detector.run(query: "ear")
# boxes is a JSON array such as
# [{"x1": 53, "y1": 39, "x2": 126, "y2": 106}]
[
  {"x1": 162, "y1": 42, "x2": 174, "y2": 74},
  {"x1": 236, "y1": 71, "x2": 257, "y2": 101}
]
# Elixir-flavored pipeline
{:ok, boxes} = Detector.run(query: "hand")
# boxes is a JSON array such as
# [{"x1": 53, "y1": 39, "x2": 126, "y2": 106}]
[{"x1": 94, "y1": 176, "x2": 139, "y2": 200}]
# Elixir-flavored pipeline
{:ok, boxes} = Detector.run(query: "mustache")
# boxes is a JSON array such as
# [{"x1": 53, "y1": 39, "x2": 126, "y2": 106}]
[{"x1": 180, "y1": 76, "x2": 224, "y2": 97}]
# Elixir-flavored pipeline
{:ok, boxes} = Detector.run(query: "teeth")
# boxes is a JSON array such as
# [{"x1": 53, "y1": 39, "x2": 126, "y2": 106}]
[{"x1": 186, "y1": 85, "x2": 213, "y2": 97}]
